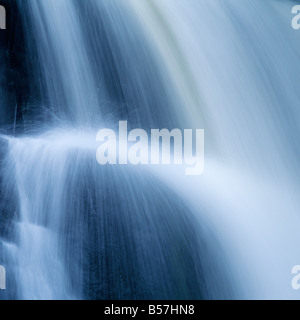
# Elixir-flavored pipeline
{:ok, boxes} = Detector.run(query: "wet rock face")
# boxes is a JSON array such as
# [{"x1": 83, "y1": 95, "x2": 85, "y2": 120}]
[
  {"x1": 61, "y1": 163, "x2": 210, "y2": 300},
  {"x1": 0, "y1": 0, "x2": 45, "y2": 133},
  {"x1": 0, "y1": 0, "x2": 25, "y2": 129}
]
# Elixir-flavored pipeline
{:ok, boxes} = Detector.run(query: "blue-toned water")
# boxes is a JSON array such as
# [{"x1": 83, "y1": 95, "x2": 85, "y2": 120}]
[{"x1": 0, "y1": 0, "x2": 300, "y2": 300}]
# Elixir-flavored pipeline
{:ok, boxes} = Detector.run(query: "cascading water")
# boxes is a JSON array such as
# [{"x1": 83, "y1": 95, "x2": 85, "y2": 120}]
[{"x1": 0, "y1": 0, "x2": 299, "y2": 300}]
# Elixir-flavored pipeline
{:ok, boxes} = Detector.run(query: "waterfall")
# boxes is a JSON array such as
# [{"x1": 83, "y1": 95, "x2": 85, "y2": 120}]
[
  {"x1": 0, "y1": 0, "x2": 300, "y2": 300},
  {"x1": 1, "y1": 129, "x2": 230, "y2": 300},
  {"x1": 136, "y1": 0, "x2": 300, "y2": 299}
]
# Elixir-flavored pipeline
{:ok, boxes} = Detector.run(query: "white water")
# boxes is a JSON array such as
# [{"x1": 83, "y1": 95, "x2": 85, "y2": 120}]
[
  {"x1": 27, "y1": 1, "x2": 101, "y2": 124},
  {"x1": 1, "y1": 0, "x2": 300, "y2": 299},
  {"x1": 142, "y1": 0, "x2": 300, "y2": 299},
  {"x1": 6, "y1": 130, "x2": 97, "y2": 299}
]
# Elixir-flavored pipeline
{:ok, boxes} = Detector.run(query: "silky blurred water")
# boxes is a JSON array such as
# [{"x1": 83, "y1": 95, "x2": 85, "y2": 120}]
[{"x1": 0, "y1": 0, "x2": 300, "y2": 300}]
